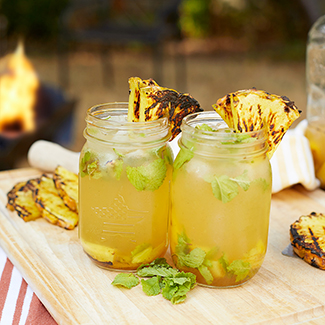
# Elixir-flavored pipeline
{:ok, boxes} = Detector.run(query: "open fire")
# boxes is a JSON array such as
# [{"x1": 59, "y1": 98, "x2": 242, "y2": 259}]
[{"x1": 0, "y1": 42, "x2": 40, "y2": 136}]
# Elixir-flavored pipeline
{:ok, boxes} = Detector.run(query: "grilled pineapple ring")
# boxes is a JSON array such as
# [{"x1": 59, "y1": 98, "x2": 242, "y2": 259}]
[{"x1": 290, "y1": 212, "x2": 325, "y2": 270}]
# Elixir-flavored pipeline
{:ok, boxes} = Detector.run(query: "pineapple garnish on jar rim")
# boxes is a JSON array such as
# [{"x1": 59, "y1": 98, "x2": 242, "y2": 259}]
[
  {"x1": 127, "y1": 76, "x2": 202, "y2": 140},
  {"x1": 213, "y1": 88, "x2": 301, "y2": 158}
]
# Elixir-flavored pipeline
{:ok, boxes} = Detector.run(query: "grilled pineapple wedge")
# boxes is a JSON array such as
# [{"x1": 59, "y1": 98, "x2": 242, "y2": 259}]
[
  {"x1": 290, "y1": 212, "x2": 325, "y2": 270},
  {"x1": 213, "y1": 89, "x2": 300, "y2": 158},
  {"x1": 34, "y1": 175, "x2": 78, "y2": 230},
  {"x1": 130, "y1": 77, "x2": 202, "y2": 140},
  {"x1": 53, "y1": 165, "x2": 78, "y2": 212},
  {"x1": 6, "y1": 180, "x2": 42, "y2": 222},
  {"x1": 128, "y1": 77, "x2": 159, "y2": 122}
]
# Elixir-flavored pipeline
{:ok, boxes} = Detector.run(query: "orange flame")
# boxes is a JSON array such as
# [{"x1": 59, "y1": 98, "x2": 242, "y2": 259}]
[{"x1": 0, "y1": 42, "x2": 40, "y2": 134}]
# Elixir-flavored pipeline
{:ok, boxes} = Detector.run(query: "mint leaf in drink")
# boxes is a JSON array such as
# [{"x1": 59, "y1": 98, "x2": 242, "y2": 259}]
[
  {"x1": 211, "y1": 174, "x2": 239, "y2": 203},
  {"x1": 198, "y1": 265, "x2": 214, "y2": 285},
  {"x1": 173, "y1": 147, "x2": 194, "y2": 170},
  {"x1": 80, "y1": 150, "x2": 101, "y2": 179},
  {"x1": 126, "y1": 157, "x2": 167, "y2": 191},
  {"x1": 180, "y1": 247, "x2": 206, "y2": 269},
  {"x1": 230, "y1": 169, "x2": 250, "y2": 191},
  {"x1": 227, "y1": 259, "x2": 251, "y2": 282},
  {"x1": 195, "y1": 123, "x2": 214, "y2": 132},
  {"x1": 210, "y1": 170, "x2": 251, "y2": 203},
  {"x1": 221, "y1": 133, "x2": 256, "y2": 145},
  {"x1": 141, "y1": 277, "x2": 161, "y2": 296},
  {"x1": 111, "y1": 273, "x2": 140, "y2": 289}
]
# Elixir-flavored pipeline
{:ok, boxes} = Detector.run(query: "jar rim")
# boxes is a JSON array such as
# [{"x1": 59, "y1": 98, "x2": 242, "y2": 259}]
[
  {"x1": 84, "y1": 102, "x2": 170, "y2": 146},
  {"x1": 180, "y1": 111, "x2": 269, "y2": 157}
]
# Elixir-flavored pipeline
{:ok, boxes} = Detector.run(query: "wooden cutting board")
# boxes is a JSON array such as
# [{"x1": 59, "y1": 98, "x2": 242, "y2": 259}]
[{"x1": 1, "y1": 168, "x2": 325, "y2": 325}]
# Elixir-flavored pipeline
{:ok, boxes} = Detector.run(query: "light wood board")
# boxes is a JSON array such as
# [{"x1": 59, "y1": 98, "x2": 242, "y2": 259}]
[{"x1": 1, "y1": 168, "x2": 325, "y2": 325}]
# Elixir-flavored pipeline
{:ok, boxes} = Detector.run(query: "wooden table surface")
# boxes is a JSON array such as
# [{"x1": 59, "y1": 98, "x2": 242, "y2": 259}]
[{"x1": 0, "y1": 168, "x2": 325, "y2": 325}]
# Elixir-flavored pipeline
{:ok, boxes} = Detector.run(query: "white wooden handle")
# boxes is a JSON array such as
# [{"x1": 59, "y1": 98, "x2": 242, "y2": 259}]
[{"x1": 27, "y1": 140, "x2": 80, "y2": 174}]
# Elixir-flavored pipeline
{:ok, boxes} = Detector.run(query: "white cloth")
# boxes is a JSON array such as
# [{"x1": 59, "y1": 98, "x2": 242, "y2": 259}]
[{"x1": 270, "y1": 119, "x2": 320, "y2": 193}]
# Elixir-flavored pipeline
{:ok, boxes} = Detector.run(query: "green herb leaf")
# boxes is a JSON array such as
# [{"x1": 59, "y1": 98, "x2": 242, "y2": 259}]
[
  {"x1": 210, "y1": 170, "x2": 251, "y2": 203},
  {"x1": 227, "y1": 259, "x2": 251, "y2": 282},
  {"x1": 137, "y1": 258, "x2": 179, "y2": 277},
  {"x1": 173, "y1": 147, "x2": 194, "y2": 170},
  {"x1": 141, "y1": 277, "x2": 161, "y2": 296},
  {"x1": 126, "y1": 158, "x2": 167, "y2": 191},
  {"x1": 111, "y1": 273, "x2": 140, "y2": 289},
  {"x1": 195, "y1": 123, "x2": 214, "y2": 132},
  {"x1": 198, "y1": 265, "x2": 214, "y2": 285},
  {"x1": 211, "y1": 174, "x2": 239, "y2": 203},
  {"x1": 80, "y1": 150, "x2": 101, "y2": 179},
  {"x1": 230, "y1": 170, "x2": 250, "y2": 191},
  {"x1": 180, "y1": 247, "x2": 206, "y2": 269}
]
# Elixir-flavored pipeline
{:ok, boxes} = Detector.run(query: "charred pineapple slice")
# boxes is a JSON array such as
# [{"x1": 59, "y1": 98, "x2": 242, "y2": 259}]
[
  {"x1": 290, "y1": 212, "x2": 325, "y2": 270},
  {"x1": 34, "y1": 175, "x2": 78, "y2": 230},
  {"x1": 213, "y1": 89, "x2": 300, "y2": 158},
  {"x1": 128, "y1": 77, "x2": 158, "y2": 122},
  {"x1": 6, "y1": 180, "x2": 42, "y2": 221},
  {"x1": 138, "y1": 83, "x2": 202, "y2": 140},
  {"x1": 53, "y1": 165, "x2": 78, "y2": 212}
]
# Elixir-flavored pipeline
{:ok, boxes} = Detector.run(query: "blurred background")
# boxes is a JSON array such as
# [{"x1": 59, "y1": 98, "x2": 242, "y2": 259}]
[{"x1": 0, "y1": 0, "x2": 325, "y2": 169}]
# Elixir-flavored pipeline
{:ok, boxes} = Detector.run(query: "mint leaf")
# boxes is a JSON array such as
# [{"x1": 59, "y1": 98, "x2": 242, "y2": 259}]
[
  {"x1": 126, "y1": 158, "x2": 167, "y2": 191},
  {"x1": 196, "y1": 123, "x2": 214, "y2": 132},
  {"x1": 198, "y1": 265, "x2": 214, "y2": 285},
  {"x1": 111, "y1": 273, "x2": 140, "y2": 289},
  {"x1": 253, "y1": 177, "x2": 270, "y2": 192},
  {"x1": 211, "y1": 174, "x2": 239, "y2": 203},
  {"x1": 210, "y1": 170, "x2": 251, "y2": 203},
  {"x1": 180, "y1": 247, "x2": 206, "y2": 269},
  {"x1": 227, "y1": 259, "x2": 251, "y2": 282},
  {"x1": 221, "y1": 133, "x2": 256, "y2": 145},
  {"x1": 80, "y1": 150, "x2": 101, "y2": 179},
  {"x1": 173, "y1": 147, "x2": 194, "y2": 170},
  {"x1": 137, "y1": 258, "x2": 179, "y2": 278},
  {"x1": 141, "y1": 277, "x2": 161, "y2": 296},
  {"x1": 230, "y1": 170, "x2": 250, "y2": 191}
]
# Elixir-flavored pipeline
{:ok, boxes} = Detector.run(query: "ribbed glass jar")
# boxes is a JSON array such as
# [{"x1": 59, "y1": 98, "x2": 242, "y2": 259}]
[
  {"x1": 170, "y1": 111, "x2": 272, "y2": 287},
  {"x1": 305, "y1": 15, "x2": 325, "y2": 189},
  {"x1": 79, "y1": 102, "x2": 172, "y2": 271}
]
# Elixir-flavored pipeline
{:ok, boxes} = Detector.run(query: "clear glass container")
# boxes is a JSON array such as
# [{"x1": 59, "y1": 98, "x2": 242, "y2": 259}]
[
  {"x1": 78, "y1": 102, "x2": 172, "y2": 271},
  {"x1": 305, "y1": 15, "x2": 325, "y2": 189},
  {"x1": 170, "y1": 111, "x2": 272, "y2": 288}
]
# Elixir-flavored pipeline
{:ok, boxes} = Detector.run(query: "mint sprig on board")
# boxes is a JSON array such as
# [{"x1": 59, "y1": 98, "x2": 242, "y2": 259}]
[{"x1": 111, "y1": 258, "x2": 196, "y2": 304}]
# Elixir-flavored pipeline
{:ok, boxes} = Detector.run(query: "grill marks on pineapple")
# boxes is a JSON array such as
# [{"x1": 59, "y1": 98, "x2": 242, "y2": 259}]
[{"x1": 290, "y1": 212, "x2": 325, "y2": 269}]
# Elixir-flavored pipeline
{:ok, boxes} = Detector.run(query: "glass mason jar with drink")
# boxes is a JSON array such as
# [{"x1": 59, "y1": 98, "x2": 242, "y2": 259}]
[
  {"x1": 170, "y1": 111, "x2": 272, "y2": 288},
  {"x1": 78, "y1": 102, "x2": 172, "y2": 271},
  {"x1": 305, "y1": 15, "x2": 325, "y2": 189}
]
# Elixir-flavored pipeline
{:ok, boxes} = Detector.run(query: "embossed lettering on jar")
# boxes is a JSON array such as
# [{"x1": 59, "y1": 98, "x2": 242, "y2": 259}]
[
  {"x1": 79, "y1": 103, "x2": 172, "y2": 270},
  {"x1": 170, "y1": 111, "x2": 272, "y2": 287}
]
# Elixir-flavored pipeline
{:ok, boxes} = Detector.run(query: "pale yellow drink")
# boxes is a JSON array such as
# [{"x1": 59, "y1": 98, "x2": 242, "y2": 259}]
[
  {"x1": 305, "y1": 118, "x2": 325, "y2": 189},
  {"x1": 79, "y1": 103, "x2": 171, "y2": 270},
  {"x1": 170, "y1": 112, "x2": 272, "y2": 287}
]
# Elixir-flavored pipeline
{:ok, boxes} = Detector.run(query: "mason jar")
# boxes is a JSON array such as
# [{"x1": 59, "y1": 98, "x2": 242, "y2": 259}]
[
  {"x1": 79, "y1": 102, "x2": 172, "y2": 271},
  {"x1": 305, "y1": 15, "x2": 325, "y2": 189},
  {"x1": 170, "y1": 111, "x2": 272, "y2": 287}
]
